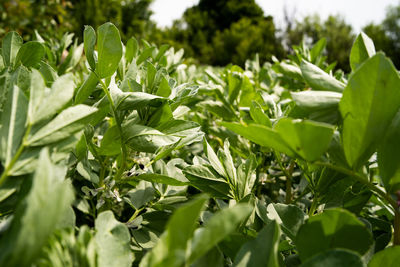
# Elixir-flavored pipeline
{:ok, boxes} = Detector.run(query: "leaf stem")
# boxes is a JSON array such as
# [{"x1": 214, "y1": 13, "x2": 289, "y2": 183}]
[
  {"x1": 313, "y1": 161, "x2": 398, "y2": 210},
  {"x1": 0, "y1": 123, "x2": 32, "y2": 187},
  {"x1": 97, "y1": 76, "x2": 127, "y2": 180}
]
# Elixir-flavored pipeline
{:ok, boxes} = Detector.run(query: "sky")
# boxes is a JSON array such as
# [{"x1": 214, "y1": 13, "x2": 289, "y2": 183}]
[{"x1": 151, "y1": 0, "x2": 398, "y2": 32}]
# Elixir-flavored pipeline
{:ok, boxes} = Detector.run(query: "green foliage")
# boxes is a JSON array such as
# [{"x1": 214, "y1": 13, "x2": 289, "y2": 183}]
[{"x1": 1, "y1": 25, "x2": 400, "y2": 267}]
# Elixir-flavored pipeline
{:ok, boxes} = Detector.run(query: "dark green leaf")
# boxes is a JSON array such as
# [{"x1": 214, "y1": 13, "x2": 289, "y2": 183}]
[
  {"x1": 300, "y1": 249, "x2": 365, "y2": 267},
  {"x1": 296, "y1": 209, "x2": 373, "y2": 262},
  {"x1": 233, "y1": 221, "x2": 281, "y2": 267}
]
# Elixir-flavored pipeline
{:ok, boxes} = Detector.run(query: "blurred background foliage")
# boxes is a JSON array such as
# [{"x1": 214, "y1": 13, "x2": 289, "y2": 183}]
[{"x1": 1, "y1": 0, "x2": 400, "y2": 70}]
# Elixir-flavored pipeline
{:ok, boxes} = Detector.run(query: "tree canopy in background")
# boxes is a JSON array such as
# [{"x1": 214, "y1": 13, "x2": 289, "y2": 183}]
[{"x1": 1, "y1": 0, "x2": 400, "y2": 70}]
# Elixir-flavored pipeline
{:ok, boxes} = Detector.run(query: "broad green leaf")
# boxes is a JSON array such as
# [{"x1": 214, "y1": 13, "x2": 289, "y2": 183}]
[
  {"x1": 310, "y1": 38, "x2": 326, "y2": 62},
  {"x1": 139, "y1": 195, "x2": 208, "y2": 267},
  {"x1": 27, "y1": 70, "x2": 45, "y2": 124},
  {"x1": 277, "y1": 61, "x2": 303, "y2": 81},
  {"x1": 291, "y1": 91, "x2": 342, "y2": 111},
  {"x1": 340, "y1": 53, "x2": 400, "y2": 168},
  {"x1": 204, "y1": 138, "x2": 227, "y2": 178},
  {"x1": 128, "y1": 173, "x2": 189, "y2": 186},
  {"x1": 0, "y1": 149, "x2": 74, "y2": 266},
  {"x1": 30, "y1": 73, "x2": 75, "y2": 124},
  {"x1": 188, "y1": 204, "x2": 252, "y2": 264},
  {"x1": 96, "y1": 22, "x2": 122, "y2": 78},
  {"x1": 75, "y1": 71, "x2": 99, "y2": 104},
  {"x1": 137, "y1": 47, "x2": 155, "y2": 65},
  {"x1": 250, "y1": 101, "x2": 271, "y2": 127},
  {"x1": 125, "y1": 181, "x2": 155, "y2": 209},
  {"x1": 378, "y1": 110, "x2": 400, "y2": 192},
  {"x1": 181, "y1": 165, "x2": 228, "y2": 198},
  {"x1": 266, "y1": 203, "x2": 305, "y2": 240},
  {"x1": 39, "y1": 61, "x2": 58, "y2": 87},
  {"x1": 220, "y1": 122, "x2": 296, "y2": 157},
  {"x1": 26, "y1": 105, "x2": 97, "y2": 146},
  {"x1": 274, "y1": 118, "x2": 334, "y2": 162},
  {"x1": 233, "y1": 221, "x2": 281, "y2": 267},
  {"x1": 2, "y1": 31, "x2": 23, "y2": 67},
  {"x1": 301, "y1": 60, "x2": 345, "y2": 92},
  {"x1": 301, "y1": 249, "x2": 365, "y2": 267},
  {"x1": 296, "y1": 209, "x2": 373, "y2": 262},
  {"x1": 125, "y1": 37, "x2": 138, "y2": 63},
  {"x1": 84, "y1": 25, "x2": 96, "y2": 70},
  {"x1": 123, "y1": 124, "x2": 179, "y2": 153},
  {"x1": 236, "y1": 154, "x2": 257, "y2": 199},
  {"x1": 350, "y1": 32, "x2": 375, "y2": 72},
  {"x1": 0, "y1": 85, "x2": 28, "y2": 165},
  {"x1": 98, "y1": 125, "x2": 121, "y2": 156},
  {"x1": 116, "y1": 92, "x2": 166, "y2": 110},
  {"x1": 369, "y1": 246, "x2": 400, "y2": 267},
  {"x1": 95, "y1": 211, "x2": 133, "y2": 267},
  {"x1": 14, "y1": 41, "x2": 44, "y2": 69}
]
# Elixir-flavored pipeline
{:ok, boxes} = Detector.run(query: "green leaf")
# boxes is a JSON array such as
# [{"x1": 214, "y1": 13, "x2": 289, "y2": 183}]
[
  {"x1": 0, "y1": 85, "x2": 28, "y2": 166},
  {"x1": 75, "y1": 71, "x2": 99, "y2": 104},
  {"x1": 123, "y1": 124, "x2": 179, "y2": 153},
  {"x1": 310, "y1": 38, "x2": 326, "y2": 62},
  {"x1": 26, "y1": 105, "x2": 97, "y2": 146},
  {"x1": 378, "y1": 110, "x2": 400, "y2": 192},
  {"x1": 266, "y1": 203, "x2": 305, "y2": 240},
  {"x1": 139, "y1": 195, "x2": 208, "y2": 267},
  {"x1": 30, "y1": 73, "x2": 75, "y2": 124},
  {"x1": 128, "y1": 173, "x2": 189, "y2": 186},
  {"x1": 0, "y1": 148, "x2": 74, "y2": 266},
  {"x1": 339, "y1": 53, "x2": 400, "y2": 168},
  {"x1": 2, "y1": 31, "x2": 23, "y2": 67},
  {"x1": 14, "y1": 41, "x2": 44, "y2": 69},
  {"x1": 350, "y1": 32, "x2": 375, "y2": 72},
  {"x1": 204, "y1": 138, "x2": 227, "y2": 178},
  {"x1": 125, "y1": 37, "x2": 138, "y2": 63},
  {"x1": 301, "y1": 60, "x2": 345, "y2": 92},
  {"x1": 233, "y1": 221, "x2": 281, "y2": 267},
  {"x1": 83, "y1": 25, "x2": 96, "y2": 70},
  {"x1": 250, "y1": 101, "x2": 271, "y2": 127},
  {"x1": 220, "y1": 122, "x2": 295, "y2": 157},
  {"x1": 188, "y1": 204, "x2": 252, "y2": 264},
  {"x1": 291, "y1": 91, "x2": 342, "y2": 112},
  {"x1": 27, "y1": 69, "x2": 45, "y2": 125},
  {"x1": 95, "y1": 211, "x2": 134, "y2": 267},
  {"x1": 301, "y1": 249, "x2": 365, "y2": 267},
  {"x1": 125, "y1": 181, "x2": 155, "y2": 209},
  {"x1": 98, "y1": 125, "x2": 121, "y2": 156},
  {"x1": 296, "y1": 209, "x2": 373, "y2": 262},
  {"x1": 116, "y1": 92, "x2": 166, "y2": 110},
  {"x1": 96, "y1": 22, "x2": 122, "y2": 78},
  {"x1": 369, "y1": 246, "x2": 400, "y2": 267},
  {"x1": 274, "y1": 118, "x2": 334, "y2": 162},
  {"x1": 182, "y1": 165, "x2": 231, "y2": 198}
]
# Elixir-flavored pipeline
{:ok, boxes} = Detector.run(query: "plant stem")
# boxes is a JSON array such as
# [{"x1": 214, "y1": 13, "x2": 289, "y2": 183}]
[
  {"x1": 274, "y1": 151, "x2": 294, "y2": 204},
  {"x1": 313, "y1": 161, "x2": 398, "y2": 210},
  {"x1": 97, "y1": 76, "x2": 127, "y2": 180},
  {"x1": 394, "y1": 211, "x2": 400, "y2": 245},
  {"x1": 314, "y1": 161, "x2": 400, "y2": 245},
  {"x1": 0, "y1": 123, "x2": 32, "y2": 187},
  {"x1": 309, "y1": 196, "x2": 319, "y2": 216}
]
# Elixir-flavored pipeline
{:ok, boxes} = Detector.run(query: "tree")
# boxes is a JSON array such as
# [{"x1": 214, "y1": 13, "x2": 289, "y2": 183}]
[{"x1": 160, "y1": 0, "x2": 284, "y2": 66}]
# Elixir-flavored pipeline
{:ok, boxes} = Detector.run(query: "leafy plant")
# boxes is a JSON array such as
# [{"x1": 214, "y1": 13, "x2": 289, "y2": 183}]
[{"x1": 1, "y1": 23, "x2": 400, "y2": 267}]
